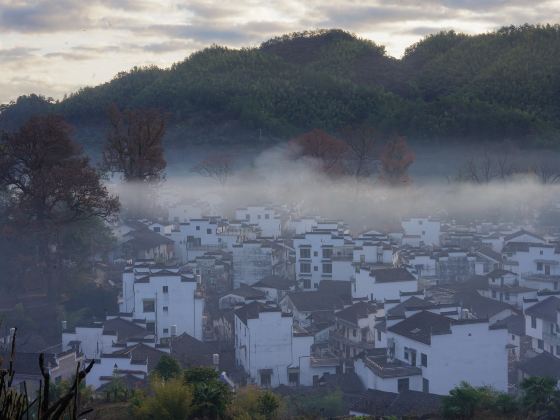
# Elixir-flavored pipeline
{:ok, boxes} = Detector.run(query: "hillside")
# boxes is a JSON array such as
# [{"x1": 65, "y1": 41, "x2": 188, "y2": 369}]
[{"x1": 2, "y1": 26, "x2": 560, "y2": 147}]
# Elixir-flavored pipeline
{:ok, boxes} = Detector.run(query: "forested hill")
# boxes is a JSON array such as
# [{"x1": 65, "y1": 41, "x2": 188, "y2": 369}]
[{"x1": 2, "y1": 25, "x2": 560, "y2": 147}]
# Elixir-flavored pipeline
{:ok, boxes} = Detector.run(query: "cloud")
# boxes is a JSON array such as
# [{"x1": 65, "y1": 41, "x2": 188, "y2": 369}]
[
  {"x1": 0, "y1": 47, "x2": 38, "y2": 60},
  {"x1": 0, "y1": 0, "x2": 92, "y2": 32}
]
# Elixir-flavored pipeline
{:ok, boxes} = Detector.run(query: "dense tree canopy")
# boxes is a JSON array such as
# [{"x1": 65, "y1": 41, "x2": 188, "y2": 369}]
[{"x1": 2, "y1": 26, "x2": 560, "y2": 145}]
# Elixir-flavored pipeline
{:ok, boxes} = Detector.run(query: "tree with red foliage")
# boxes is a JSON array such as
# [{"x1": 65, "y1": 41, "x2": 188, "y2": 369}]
[
  {"x1": 103, "y1": 105, "x2": 166, "y2": 183},
  {"x1": 379, "y1": 136, "x2": 415, "y2": 185},
  {"x1": 0, "y1": 115, "x2": 119, "y2": 297},
  {"x1": 289, "y1": 129, "x2": 349, "y2": 176},
  {"x1": 192, "y1": 154, "x2": 234, "y2": 185}
]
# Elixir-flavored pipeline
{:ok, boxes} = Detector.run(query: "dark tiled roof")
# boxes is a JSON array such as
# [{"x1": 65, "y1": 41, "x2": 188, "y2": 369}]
[
  {"x1": 234, "y1": 301, "x2": 285, "y2": 325},
  {"x1": 170, "y1": 333, "x2": 222, "y2": 369},
  {"x1": 335, "y1": 301, "x2": 377, "y2": 325},
  {"x1": 224, "y1": 284, "x2": 266, "y2": 300},
  {"x1": 112, "y1": 343, "x2": 166, "y2": 371},
  {"x1": 518, "y1": 351, "x2": 560, "y2": 380},
  {"x1": 318, "y1": 280, "x2": 352, "y2": 301},
  {"x1": 96, "y1": 373, "x2": 147, "y2": 392},
  {"x1": 387, "y1": 296, "x2": 438, "y2": 317},
  {"x1": 455, "y1": 291, "x2": 516, "y2": 318},
  {"x1": 491, "y1": 314, "x2": 525, "y2": 336},
  {"x1": 373, "y1": 268, "x2": 416, "y2": 283},
  {"x1": 103, "y1": 318, "x2": 148, "y2": 342},
  {"x1": 387, "y1": 311, "x2": 452, "y2": 345},
  {"x1": 352, "y1": 389, "x2": 443, "y2": 417},
  {"x1": 504, "y1": 229, "x2": 545, "y2": 243},
  {"x1": 253, "y1": 275, "x2": 296, "y2": 290},
  {"x1": 525, "y1": 296, "x2": 560, "y2": 323},
  {"x1": 285, "y1": 291, "x2": 345, "y2": 312}
]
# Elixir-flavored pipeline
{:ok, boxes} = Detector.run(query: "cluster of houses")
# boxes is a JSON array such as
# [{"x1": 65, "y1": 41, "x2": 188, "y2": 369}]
[{"x1": 11, "y1": 203, "x2": 560, "y2": 417}]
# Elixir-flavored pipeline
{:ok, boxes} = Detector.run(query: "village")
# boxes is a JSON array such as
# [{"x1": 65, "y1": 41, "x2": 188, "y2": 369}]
[{"x1": 7, "y1": 199, "x2": 560, "y2": 417}]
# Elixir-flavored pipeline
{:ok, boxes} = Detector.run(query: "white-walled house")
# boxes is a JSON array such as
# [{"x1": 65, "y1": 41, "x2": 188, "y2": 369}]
[
  {"x1": 293, "y1": 231, "x2": 352, "y2": 290},
  {"x1": 168, "y1": 218, "x2": 225, "y2": 262},
  {"x1": 330, "y1": 301, "x2": 378, "y2": 359},
  {"x1": 235, "y1": 206, "x2": 282, "y2": 238},
  {"x1": 356, "y1": 311, "x2": 508, "y2": 395},
  {"x1": 524, "y1": 296, "x2": 560, "y2": 357},
  {"x1": 503, "y1": 242, "x2": 560, "y2": 277},
  {"x1": 401, "y1": 218, "x2": 441, "y2": 247},
  {"x1": 232, "y1": 241, "x2": 276, "y2": 288},
  {"x1": 234, "y1": 302, "x2": 337, "y2": 387},
  {"x1": 119, "y1": 261, "x2": 205, "y2": 341},
  {"x1": 353, "y1": 267, "x2": 418, "y2": 301}
]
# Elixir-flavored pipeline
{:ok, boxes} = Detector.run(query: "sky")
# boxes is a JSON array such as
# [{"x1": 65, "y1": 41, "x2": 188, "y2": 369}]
[{"x1": 1, "y1": 0, "x2": 560, "y2": 104}]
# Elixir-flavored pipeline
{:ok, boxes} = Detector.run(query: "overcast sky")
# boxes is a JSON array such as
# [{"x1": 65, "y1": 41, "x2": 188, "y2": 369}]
[{"x1": 1, "y1": 0, "x2": 559, "y2": 104}]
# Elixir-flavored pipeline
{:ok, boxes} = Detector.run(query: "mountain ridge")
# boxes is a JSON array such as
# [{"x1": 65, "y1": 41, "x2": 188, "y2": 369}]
[{"x1": 2, "y1": 26, "x2": 560, "y2": 147}]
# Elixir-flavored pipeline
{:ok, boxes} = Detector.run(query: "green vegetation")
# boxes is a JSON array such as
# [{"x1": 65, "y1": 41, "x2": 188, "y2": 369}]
[
  {"x1": 2, "y1": 25, "x2": 560, "y2": 146},
  {"x1": 442, "y1": 377, "x2": 560, "y2": 419}
]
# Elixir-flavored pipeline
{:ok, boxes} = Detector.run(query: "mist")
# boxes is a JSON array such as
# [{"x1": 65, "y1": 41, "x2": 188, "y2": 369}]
[{"x1": 111, "y1": 143, "x2": 560, "y2": 232}]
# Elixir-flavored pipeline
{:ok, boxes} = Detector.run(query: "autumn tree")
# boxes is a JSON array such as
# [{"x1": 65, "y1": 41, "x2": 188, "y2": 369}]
[
  {"x1": 378, "y1": 136, "x2": 415, "y2": 185},
  {"x1": 0, "y1": 115, "x2": 119, "y2": 298},
  {"x1": 192, "y1": 153, "x2": 234, "y2": 185},
  {"x1": 103, "y1": 105, "x2": 166, "y2": 183},
  {"x1": 289, "y1": 129, "x2": 349, "y2": 176}
]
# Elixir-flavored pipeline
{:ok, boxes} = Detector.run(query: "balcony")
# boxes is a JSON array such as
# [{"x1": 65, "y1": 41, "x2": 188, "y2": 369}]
[{"x1": 330, "y1": 330, "x2": 375, "y2": 350}]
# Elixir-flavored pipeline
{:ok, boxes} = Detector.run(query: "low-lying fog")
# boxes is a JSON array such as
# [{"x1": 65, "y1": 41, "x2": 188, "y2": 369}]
[{"x1": 110, "y1": 143, "x2": 560, "y2": 232}]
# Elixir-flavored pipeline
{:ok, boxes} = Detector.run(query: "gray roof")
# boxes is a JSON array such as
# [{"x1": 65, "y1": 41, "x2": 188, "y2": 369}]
[
  {"x1": 285, "y1": 291, "x2": 346, "y2": 312},
  {"x1": 518, "y1": 351, "x2": 560, "y2": 380},
  {"x1": 491, "y1": 314, "x2": 525, "y2": 336},
  {"x1": 373, "y1": 268, "x2": 416, "y2": 283},
  {"x1": 525, "y1": 296, "x2": 560, "y2": 323},
  {"x1": 253, "y1": 275, "x2": 296, "y2": 290},
  {"x1": 387, "y1": 311, "x2": 453, "y2": 345},
  {"x1": 335, "y1": 301, "x2": 377, "y2": 325}
]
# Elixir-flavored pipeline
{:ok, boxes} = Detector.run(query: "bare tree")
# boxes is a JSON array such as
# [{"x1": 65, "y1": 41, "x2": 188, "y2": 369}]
[
  {"x1": 103, "y1": 104, "x2": 166, "y2": 183},
  {"x1": 454, "y1": 144, "x2": 518, "y2": 183},
  {"x1": 192, "y1": 154, "x2": 234, "y2": 185},
  {"x1": 340, "y1": 125, "x2": 378, "y2": 178},
  {"x1": 378, "y1": 136, "x2": 415, "y2": 185},
  {"x1": 288, "y1": 129, "x2": 349, "y2": 176}
]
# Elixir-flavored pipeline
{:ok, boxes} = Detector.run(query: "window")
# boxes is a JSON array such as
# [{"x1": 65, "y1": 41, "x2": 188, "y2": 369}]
[
  {"x1": 531, "y1": 316, "x2": 537, "y2": 329},
  {"x1": 303, "y1": 278, "x2": 311, "y2": 289},
  {"x1": 260, "y1": 370, "x2": 272, "y2": 387},
  {"x1": 322, "y1": 263, "x2": 332, "y2": 274},
  {"x1": 207, "y1": 228, "x2": 212, "y2": 234},
  {"x1": 491, "y1": 290, "x2": 497, "y2": 298},
  {"x1": 163, "y1": 328, "x2": 169, "y2": 334},
  {"x1": 352, "y1": 329, "x2": 357, "y2": 337},
  {"x1": 421, "y1": 353, "x2": 428, "y2": 367},
  {"x1": 398, "y1": 378, "x2": 409, "y2": 393},
  {"x1": 314, "y1": 266, "x2": 318, "y2": 272},
  {"x1": 512, "y1": 334, "x2": 515, "y2": 340},
  {"x1": 153, "y1": 226, "x2": 161, "y2": 232},
  {"x1": 245, "y1": 214, "x2": 250, "y2": 220},
  {"x1": 265, "y1": 214, "x2": 270, "y2": 220},
  {"x1": 196, "y1": 226, "x2": 200, "y2": 231},
  {"x1": 143, "y1": 300, "x2": 155, "y2": 313},
  {"x1": 377, "y1": 330, "x2": 381, "y2": 341},
  {"x1": 300, "y1": 262, "x2": 311, "y2": 273},
  {"x1": 538, "y1": 339, "x2": 544, "y2": 350},
  {"x1": 418, "y1": 220, "x2": 423, "y2": 225},
  {"x1": 146, "y1": 322, "x2": 155, "y2": 333},
  {"x1": 537, "y1": 262, "x2": 543, "y2": 271},
  {"x1": 257, "y1": 215, "x2": 261, "y2": 219},
  {"x1": 163, "y1": 286, "x2": 169, "y2": 293},
  {"x1": 505, "y1": 292, "x2": 510, "y2": 300},
  {"x1": 557, "y1": 345, "x2": 560, "y2": 356},
  {"x1": 163, "y1": 306, "x2": 169, "y2": 312},
  {"x1": 322, "y1": 248, "x2": 333, "y2": 259},
  {"x1": 314, "y1": 251, "x2": 318, "y2": 257},
  {"x1": 300, "y1": 248, "x2": 311, "y2": 259},
  {"x1": 423, "y1": 378, "x2": 430, "y2": 393}
]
